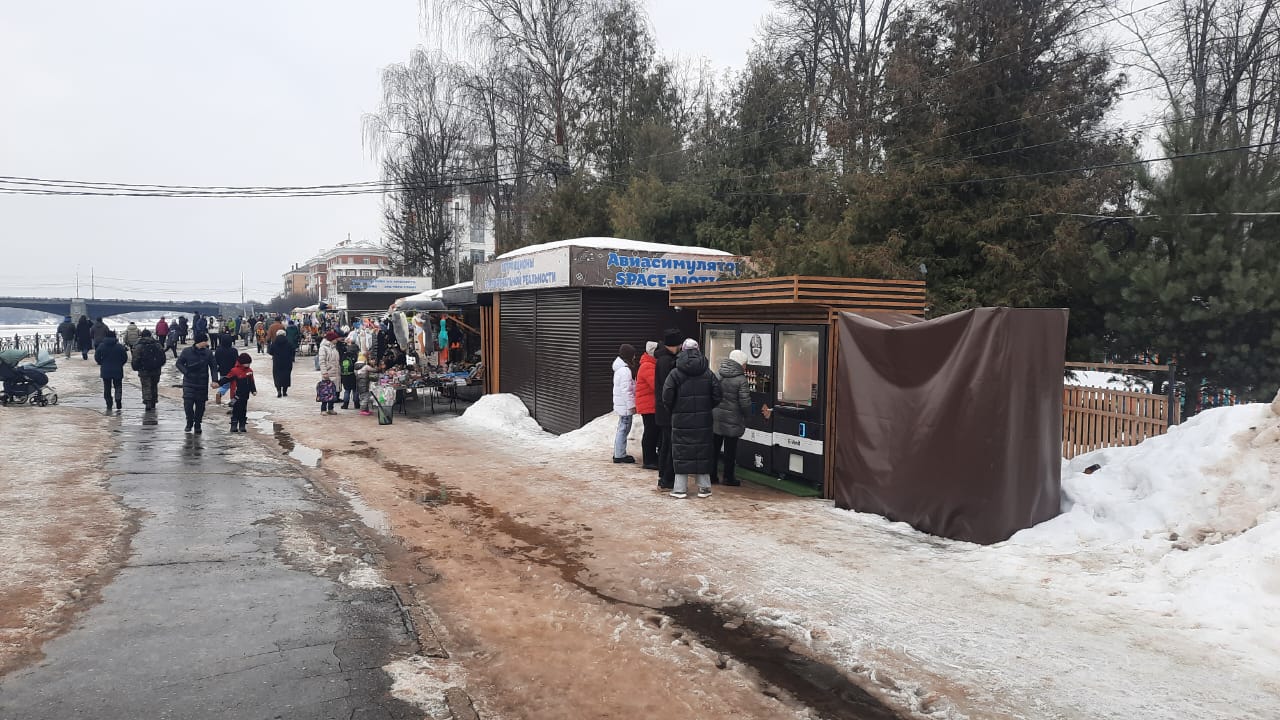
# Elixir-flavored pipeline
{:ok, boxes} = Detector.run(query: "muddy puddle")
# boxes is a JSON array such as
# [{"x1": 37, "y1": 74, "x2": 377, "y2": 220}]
[
  {"x1": 259, "y1": 420, "x2": 322, "y2": 467},
  {"x1": 306, "y1": 441, "x2": 904, "y2": 720}
]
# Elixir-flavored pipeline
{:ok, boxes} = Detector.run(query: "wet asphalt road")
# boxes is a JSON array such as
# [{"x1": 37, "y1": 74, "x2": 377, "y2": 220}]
[{"x1": 0, "y1": 395, "x2": 419, "y2": 720}]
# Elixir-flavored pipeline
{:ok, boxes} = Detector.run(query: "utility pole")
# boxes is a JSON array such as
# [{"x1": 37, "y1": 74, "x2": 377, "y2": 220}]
[
  {"x1": 91, "y1": 267, "x2": 95, "y2": 299},
  {"x1": 75, "y1": 267, "x2": 80, "y2": 298}
]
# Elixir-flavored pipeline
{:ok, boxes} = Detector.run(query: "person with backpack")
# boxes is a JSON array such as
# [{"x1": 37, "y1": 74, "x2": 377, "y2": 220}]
[
  {"x1": 338, "y1": 339, "x2": 358, "y2": 409},
  {"x1": 131, "y1": 329, "x2": 167, "y2": 412}
]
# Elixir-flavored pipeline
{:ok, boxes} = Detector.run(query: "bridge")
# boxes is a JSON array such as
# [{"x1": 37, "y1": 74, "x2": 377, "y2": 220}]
[{"x1": 0, "y1": 296, "x2": 226, "y2": 320}]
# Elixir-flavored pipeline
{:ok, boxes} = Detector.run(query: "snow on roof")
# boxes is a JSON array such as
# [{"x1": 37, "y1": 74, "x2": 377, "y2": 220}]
[
  {"x1": 439, "y1": 281, "x2": 473, "y2": 291},
  {"x1": 397, "y1": 288, "x2": 443, "y2": 303},
  {"x1": 497, "y1": 237, "x2": 732, "y2": 259}
]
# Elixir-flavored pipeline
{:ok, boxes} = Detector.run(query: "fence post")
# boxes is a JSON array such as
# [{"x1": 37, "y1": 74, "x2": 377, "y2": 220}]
[{"x1": 1166, "y1": 361, "x2": 1178, "y2": 426}]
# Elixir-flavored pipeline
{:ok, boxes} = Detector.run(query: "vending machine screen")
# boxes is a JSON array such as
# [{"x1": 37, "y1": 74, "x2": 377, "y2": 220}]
[
  {"x1": 777, "y1": 330, "x2": 820, "y2": 407},
  {"x1": 705, "y1": 328, "x2": 736, "y2": 372}
]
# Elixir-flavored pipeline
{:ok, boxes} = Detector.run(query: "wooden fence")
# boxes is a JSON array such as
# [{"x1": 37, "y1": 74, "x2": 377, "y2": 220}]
[{"x1": 1062, "y1": 385, "x2": 1177, "y2": 459}]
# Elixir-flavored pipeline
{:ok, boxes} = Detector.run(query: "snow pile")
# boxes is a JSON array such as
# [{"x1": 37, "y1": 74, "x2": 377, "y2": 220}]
[
  {"x1": 457, "y1": 393, "x2": 640, "y2": 452},
  {"x1": 383, "y1": 655, "x2": 468, "y2": 719},
  {"x1": 1005, "y1": 401, "x2": 1280, "y2": 654},
  {"x1": 1011, "y1": 403, "x2": 1278, "y2": 551},
  {"x1": 457, "y1": 394, "x2": 545, "y2": 439}
]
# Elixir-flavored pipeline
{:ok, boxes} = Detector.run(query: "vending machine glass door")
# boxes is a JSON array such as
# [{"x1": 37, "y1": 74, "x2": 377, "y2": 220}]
[
  {"x1": 776, "y1": 329, "x2": 821, "y2": 409},
  {"x1": 705, "y1": 327, "x2": 737, "y2": 374}
]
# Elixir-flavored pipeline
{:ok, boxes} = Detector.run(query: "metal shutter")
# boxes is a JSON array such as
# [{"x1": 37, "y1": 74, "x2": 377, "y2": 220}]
[
  {"x1": 499, "y1": 291, "x2": 537, "y2": 416},
  {"x1": 532, "y1": 288, "x2": 583, "y2": 434},
  {"x1": 580, "y1": 290, "x2": 699, "y2": 422}
]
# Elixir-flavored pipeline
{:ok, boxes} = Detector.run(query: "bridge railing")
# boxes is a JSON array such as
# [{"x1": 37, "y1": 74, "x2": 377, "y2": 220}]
[{"x1": 0, "y1": 334, "x2": 64, "y2": 353}]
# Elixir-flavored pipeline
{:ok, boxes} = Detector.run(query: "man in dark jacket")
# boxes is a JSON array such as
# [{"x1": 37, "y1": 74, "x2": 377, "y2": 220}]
[
  {"x1": 213, "y1": 336, "x2": 238, "y2": 405},
  {"x1": 711, "y1": 349, "x2": 751, "y2": 486},
  {"x1": 176, "y1": 333, "x2": 218, "y2": 434},
  {"x1": 131, "y1": 329, "x2": 167, "y2": 413},
  {"x1": 652, "y1": 328, "x2": 682, "y2": 489},
  {"x1": 95, "y1": 331, "x2": 129, "y2": 412},
  {"x1": 57, "y1": 316, "x2": 76, "y2": 358},
  {"x1": 661, "y1": 338, "x2": 722, "y2": 499},
  {"x1": 90, "y1": 317, "x2": 109, "y2": 349},
  {"x1": 75, "y1": 316, "x2": 93, "y2": 360}
]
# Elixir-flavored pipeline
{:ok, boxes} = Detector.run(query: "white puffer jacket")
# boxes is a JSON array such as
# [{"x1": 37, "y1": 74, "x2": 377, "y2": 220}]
[{"x1": 612, "y1": 357, "x2": 635, "y2": 415}]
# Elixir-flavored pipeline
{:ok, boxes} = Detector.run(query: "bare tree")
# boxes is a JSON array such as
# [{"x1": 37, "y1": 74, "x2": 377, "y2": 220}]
[{"x1": 364, "y1": 50, "x2": 477, "y2": 287}]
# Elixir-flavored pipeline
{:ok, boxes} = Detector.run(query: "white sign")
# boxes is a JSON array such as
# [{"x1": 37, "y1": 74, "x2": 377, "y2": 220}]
[
  {"x1": 474, "y1": 248, "x2": 570, "y2": 293},
  {"x1": 742, "y1": 332, "x2": 772, "y2": 366},
  {"x1": 337, "y1": 276, "x2": 433, "y2": 293}
]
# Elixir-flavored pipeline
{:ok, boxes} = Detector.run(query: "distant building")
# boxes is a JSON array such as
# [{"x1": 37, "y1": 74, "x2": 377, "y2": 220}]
[
  {"x1": 300, "y1": 238, "x2": 393, "y2": 304},
  {"x1": 447, "y1": 188, "x2": 497, "y2": 277},
  {"x1": 281, "y1": 265, "x2": 308, "y2": 297}
]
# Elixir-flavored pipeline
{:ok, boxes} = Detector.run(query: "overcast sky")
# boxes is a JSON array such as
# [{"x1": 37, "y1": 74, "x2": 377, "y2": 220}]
[{"x1": 0, "y1": 1, "x2": 771, "y2": 303}]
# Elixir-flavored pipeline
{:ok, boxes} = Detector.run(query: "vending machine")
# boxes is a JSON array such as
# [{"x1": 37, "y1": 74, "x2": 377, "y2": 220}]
[
  {"x1": 702, "y1": 322, "x2": 828, "y2": 488},
  {"x1": 770, "y1": 325, "x2": 828, "y2": 487}
]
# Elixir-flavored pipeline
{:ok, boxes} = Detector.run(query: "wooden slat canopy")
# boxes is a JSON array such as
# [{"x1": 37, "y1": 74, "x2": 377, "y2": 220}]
[{"x1": 668, "y1": 275, "x2": 926, "y2": 315}]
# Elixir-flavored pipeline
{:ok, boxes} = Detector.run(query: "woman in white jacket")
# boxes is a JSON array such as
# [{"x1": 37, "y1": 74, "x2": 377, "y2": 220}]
[{"x1": 611, "y1": 344, "x2": 638, "y2": 463}]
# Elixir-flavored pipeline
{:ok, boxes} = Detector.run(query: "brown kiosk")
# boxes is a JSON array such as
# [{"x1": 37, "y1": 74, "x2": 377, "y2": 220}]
[{"x1": 670, "y1": 276, "x2": 1066, "y2": 544}]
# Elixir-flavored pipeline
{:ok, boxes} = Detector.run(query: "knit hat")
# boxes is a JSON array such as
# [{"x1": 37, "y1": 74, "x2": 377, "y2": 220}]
[
  {"x1": 681, "y1": 338, "x2": 699, "y2": 351},
  {"x1": 141, "y1": 329, "x2": 153, "y2": 337},
  {"x1": 662, "y1": 329, "x2": 682, "y2": 347},
  {"x1": 194, "y1": 333, "x2": 209, "y2": 345},
  {"x1": 324, "y1": 331, "x2": 338, "y2": 341},
  {"x1": 618, "y1": 343, "x2": 636, "y2": 363},
  {"x1": 729, "y1": 349, "x2": 748, "y2": 366},
  {"x1": 237, "y1": 353, "x2": 252, "y2": 365},
  {"x1": 645, "y1": 341, "x2": 658, "y2": 356},
  {"x1": 276, "y1": 329, "x2": 286, "y2": 336}
]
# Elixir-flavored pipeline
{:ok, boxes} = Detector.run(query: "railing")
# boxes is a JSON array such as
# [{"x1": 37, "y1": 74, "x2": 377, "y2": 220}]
[
  {"x1": 1062, "y1": 385, "x2": 1178, "y2": 459},
  {"x1": 0, "y1": 334, "x2": 65, "y2": 353}
]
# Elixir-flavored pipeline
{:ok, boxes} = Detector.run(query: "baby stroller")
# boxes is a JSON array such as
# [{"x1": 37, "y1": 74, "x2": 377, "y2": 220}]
[{"x1": 0, "y1": 349, "x2": 59, "y2": 406}]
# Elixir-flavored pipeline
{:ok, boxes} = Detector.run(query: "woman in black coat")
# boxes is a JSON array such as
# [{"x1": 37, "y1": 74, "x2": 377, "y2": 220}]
[
  {"x1": 661, "y1": 339, "x2": 722, "y2": 499},
  {"x1": 75, "y1": 315, "x2": 93, "y2": 360},
  {"x1": 266, "y1": 330, "x2": 296, "y2": 397}
]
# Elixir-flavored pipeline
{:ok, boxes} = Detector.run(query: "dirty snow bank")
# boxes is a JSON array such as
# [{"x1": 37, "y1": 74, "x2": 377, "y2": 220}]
[
  {"x1": 383, "y1": 655, "x2": 469, "y2": 719},
  {"x1": 1003, "y1": 401, "x2": 1280, "y2": 659}
]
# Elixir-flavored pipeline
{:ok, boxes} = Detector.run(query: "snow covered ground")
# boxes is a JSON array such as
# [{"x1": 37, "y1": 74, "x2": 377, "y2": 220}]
[
  {"x1": 456, "y1": 393, "x2": 1280, "y2": 718},
  {"x1": 1064, "y1": 369, "x2": 1155, "y2": 391}
]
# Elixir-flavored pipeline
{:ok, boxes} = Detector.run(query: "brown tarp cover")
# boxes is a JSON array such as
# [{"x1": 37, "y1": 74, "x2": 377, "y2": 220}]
[{"x1": 833, "y1": 307, "x2": 1066, "y2": 544}]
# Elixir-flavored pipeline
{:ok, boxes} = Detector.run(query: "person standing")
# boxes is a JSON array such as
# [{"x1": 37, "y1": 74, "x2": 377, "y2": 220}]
[
  {"x1": 318, "y1": 331, "x2": 341, "y2": 387},
  {"x1": 285, "y1": 320, "x2": 301, "y2": 350},
  {"x1": 57, "y1": 316, "x2": 75, "y2": 358},
  {"x1": 711, "y1": 349, "x2": 751, "y2": 486},
  {"x1": 224, "y1": 353, "x2": 257, "y2": 433},
  {"x1": 338, "y1": 339, "x2": 358, "y2": 410},
  {"x1": 75, "y1": 315, "x2": 93, "y2": 360},
  {"x1": 634, "y1": 341, "x2": 660, "y2": 470},
  {"x1": 193, "y1": 313, "x2": 208, "y2": 340},
  {"x1": 661, "y1": 338, "x2": 722, "y2": 499},
  {"x1": 175, "y1": 333, "x2": 217, "y2": 434},
  {"x1": 177, "y1": 315, "x2": 189, "y2": 343},
  {"x1": 611, "y1": 344, "x2": 638, "y2": 464},
  {"x1": 267, "y1": 329, "x2": 296, "y2": 397},
  {"x1": 123, "y1": 321, "x2": 141, "y2": 350},
  {"x1": 254, "y1": 319, "x2": 268, "y2": 354},
  {"x1": 213, "y1": 336, "x2": 238, "y2": 406},
  {"x1": 131, "y1": 329, "x2": 167, "y2": 412},
  {"x1": 653, "y1": 329, "x2": 682, "y2": 490},
  {"x1": 95, "y1": 330, "x2": 129, "y2": 413},
  {"x1": 155, "y1": 316, "x2": 169, "y2": 347}
]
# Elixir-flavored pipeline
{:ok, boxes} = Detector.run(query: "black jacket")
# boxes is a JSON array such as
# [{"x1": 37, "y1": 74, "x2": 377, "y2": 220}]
[
  {"x1": 175, "y1": 345, "x2": 217, "y2": 397},
  {"x1": 712, "y1": 358, "x2": 751, "y2": 438},
  {"x1": 57, "y1": 320, "x2": 75, "y2": 340},
  {"x1": 653, "y1": 345, "x2": 678, "y2": 427},
  {"x1": 75, "y1": 317, "x2": 93, "y2": 346},
  {"x1": 661, "y1": 348, "x2": 722, "y2": 474},
  {"x1": 214, "y1": 337, "x2": 238, "y2": 379},
  {"x1": 94, "y1": 337, "x2": 129, "y2": 380},
  {"x1": 267, "y1": 335, "x2": 296, "y2": 388}
]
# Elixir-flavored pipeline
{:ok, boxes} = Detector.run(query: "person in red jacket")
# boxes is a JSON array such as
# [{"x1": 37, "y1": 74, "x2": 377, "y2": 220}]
[
  {"x1": 634, "y1": 340, "x2": 660, "y2": 469},
  {"x1": 155, "y1": 316, "x2": 170, "y2": 347}
]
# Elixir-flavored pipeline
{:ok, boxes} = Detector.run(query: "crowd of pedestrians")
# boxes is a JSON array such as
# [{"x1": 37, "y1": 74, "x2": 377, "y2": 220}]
[{"x1": 612, "y1": 328, "x2": 753, "y2": 500}]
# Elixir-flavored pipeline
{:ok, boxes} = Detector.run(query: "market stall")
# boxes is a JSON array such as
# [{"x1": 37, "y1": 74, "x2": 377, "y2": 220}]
[
  {"x1": 475, "y1": 237, "x2": 746, "y2": 434},
  {"x1": 669, "y1": 277, "x2": 1067, "y2": 544}
]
